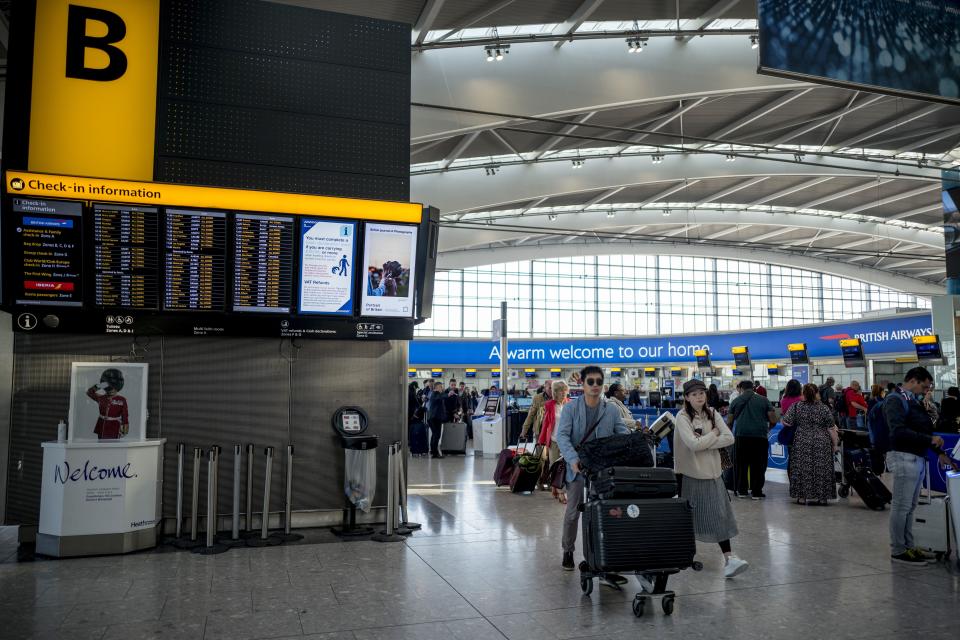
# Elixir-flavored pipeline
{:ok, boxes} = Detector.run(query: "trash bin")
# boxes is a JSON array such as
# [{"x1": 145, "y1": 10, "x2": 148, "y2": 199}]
[{"x1": 331, "y1": 406, "x2": 378, "y2": 537}]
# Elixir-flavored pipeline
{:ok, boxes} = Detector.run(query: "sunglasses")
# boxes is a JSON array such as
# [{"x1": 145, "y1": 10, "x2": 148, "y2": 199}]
[{"x1": 584, "y1": 378, "x2": 603, "y2": 386}]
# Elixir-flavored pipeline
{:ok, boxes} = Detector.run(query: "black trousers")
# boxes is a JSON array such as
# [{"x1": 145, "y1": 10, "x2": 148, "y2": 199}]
[
  {"x1": 735, "y1": 436, "x2": 769, "y2": 497},
  {"x1": 428, "y1": 418, "x2": 443, "y2": 455}
]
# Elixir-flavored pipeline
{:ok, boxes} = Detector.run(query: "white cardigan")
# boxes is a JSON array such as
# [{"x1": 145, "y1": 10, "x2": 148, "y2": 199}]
[{"x1": 674, "y1": 409, "x2": 735, "y2": 480}]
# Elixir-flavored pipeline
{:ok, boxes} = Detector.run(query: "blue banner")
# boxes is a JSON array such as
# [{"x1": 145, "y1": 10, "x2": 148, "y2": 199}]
[
  {"x1": 410, "y1": 314, "x2": 933, "y2": 366},
  {"x1": 926, "y1": 433, "x2": 960, "y2": 493}
]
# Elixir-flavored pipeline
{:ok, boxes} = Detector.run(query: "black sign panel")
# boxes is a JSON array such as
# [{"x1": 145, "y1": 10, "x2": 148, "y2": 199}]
[
  {"x1": 12, "y1": 198, "x2": 84, "y2": 306},
  {"x1": 233, "y1": 213, "x2": 295, "y2": 313},
  {"x1": 163, "y1": 208, "x2": 227, "y2": 311},
  {"x1": 92, "y1": 204, "x2": 160, "y2": 309}
]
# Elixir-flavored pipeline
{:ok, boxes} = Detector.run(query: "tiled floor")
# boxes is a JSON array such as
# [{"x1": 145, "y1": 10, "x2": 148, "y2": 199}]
[{"x1": 2, "y1": 449, "x2": 959, "y2": 639}]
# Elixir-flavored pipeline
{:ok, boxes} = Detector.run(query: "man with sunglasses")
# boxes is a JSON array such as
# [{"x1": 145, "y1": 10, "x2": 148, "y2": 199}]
[{"x1": 556, "y1": 365, "x2": 631, "y2": 581}]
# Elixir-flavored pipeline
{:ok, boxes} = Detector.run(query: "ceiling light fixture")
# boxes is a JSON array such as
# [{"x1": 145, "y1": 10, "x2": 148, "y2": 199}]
[
  {"x1": 725, "y1": 154, "x2": 736, "y2": 162},
  {"x1": 652, "y1": 153, "x2": 664, "y2": 164},
  {"x1": 484, "y1": 165, "x2": 499, "y2": 176},
  {"x1": 548, "y1": 214, "x2": 558, "y2": 221},
  {"x1": 750, "y1": 35, "x2": 759, "y2": 50},
  {"x1": 485, "y1": 44, "x2": 509, "y2": 62},
  {"x1": 485, "y1": 47, "x2": 495, "y2": 62},
  {"x1": 607, "y1": 211, "x2": 616, "y2": 218},
  {"x1": 626, "y1": 37, "x2": 648, "y2": 53}
]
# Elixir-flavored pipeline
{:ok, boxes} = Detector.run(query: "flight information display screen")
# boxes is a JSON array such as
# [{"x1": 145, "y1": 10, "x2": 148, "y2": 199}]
[
  {"x1": 13, "y1": 198, "x2": 84, "y2": 307},
  {"x1": 913, "y1": 335, "x2": 944, "y2": 363},
  {"x1": 163, "y1": 209, "x2": 227, "y2": 312},
  {"x1": 92, "y1": 204, "x2": 160, "y2": 309},
  {"x1": 788, "y1": 343, "x2": 809, "y2": 364},
  {"x1": 234, "y1": 213, "x2": 295, "y2": 313},
  {"x1": 840, "y1": 339, "x2": 866, "y2": 368}
]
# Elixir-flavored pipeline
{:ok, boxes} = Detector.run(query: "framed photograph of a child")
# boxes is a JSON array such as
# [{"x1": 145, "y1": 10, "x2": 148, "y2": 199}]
[{"x1": 67, "y1": 363, "x2": 148, "y2": 443}]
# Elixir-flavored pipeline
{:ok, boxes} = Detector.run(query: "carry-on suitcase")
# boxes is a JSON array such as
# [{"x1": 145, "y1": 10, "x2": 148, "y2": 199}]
[
  {"x1": 589, "y1": 467, "x2": 677, "y2": 500},
  {"x1": 848, "y1": 467, "x2": 891, "y2": 510},
  {"x1": 494, "y1": 448, "x2": 517, "y2": 486},
  {"x1": 913, "y1": 462, "x2": 950, "y2": 557},
  {"x1": 581, "y1": 497, "x2": 697, "y2": 573},
  {"x1": 439, "y1": 422, "x2": 468, "y2": 455},
  {"x1": 409, "y1": 422, "x2": 429, "y2": 456},
  {"x1": 509, "y1": 450, "x2": 542, "y2": 494}
]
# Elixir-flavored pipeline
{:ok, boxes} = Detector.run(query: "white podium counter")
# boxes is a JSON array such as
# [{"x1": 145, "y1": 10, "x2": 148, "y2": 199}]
[{"x1": 38, "y1": 439, "x2": 165, "y2": 557}]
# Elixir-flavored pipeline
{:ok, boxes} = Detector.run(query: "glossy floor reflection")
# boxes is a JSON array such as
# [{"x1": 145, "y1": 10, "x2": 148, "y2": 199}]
[{"x1": 2, "y1": 449, "x2": 958, "y2": 639}]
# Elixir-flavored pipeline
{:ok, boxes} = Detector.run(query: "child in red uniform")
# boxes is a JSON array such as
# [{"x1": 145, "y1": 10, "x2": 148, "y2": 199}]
[{"x1": 86, "y1": 368, "x2": 129, "y2": 439}]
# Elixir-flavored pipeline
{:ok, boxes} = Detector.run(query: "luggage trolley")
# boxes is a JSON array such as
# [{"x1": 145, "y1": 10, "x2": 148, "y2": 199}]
[
  {"x1": 836, "y1": 429, "x2": 889, "y2": 509},
  {"x1": 577, "y1": 467, "x2": 702, "y2": 617}
]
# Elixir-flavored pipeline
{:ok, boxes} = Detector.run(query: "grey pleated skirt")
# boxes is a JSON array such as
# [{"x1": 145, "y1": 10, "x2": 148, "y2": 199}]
[{"x1": 680, "y1": 476, "x2": 739, "y2": 543}]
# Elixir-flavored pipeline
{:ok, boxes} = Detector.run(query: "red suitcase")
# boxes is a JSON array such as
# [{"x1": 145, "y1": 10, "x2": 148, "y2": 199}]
[{"x1": 494, "y1": 448, "x2": 517, "y2": 486}]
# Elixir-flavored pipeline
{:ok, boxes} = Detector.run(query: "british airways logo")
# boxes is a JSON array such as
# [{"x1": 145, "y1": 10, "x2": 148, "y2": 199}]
[{"x1": 54, "y1": 460, "x2": 137, "y2": 484}]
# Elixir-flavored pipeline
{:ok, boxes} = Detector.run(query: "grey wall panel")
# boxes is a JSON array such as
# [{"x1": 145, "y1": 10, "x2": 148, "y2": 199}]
[
  {"x1": 4, "y1": 334, "x2": 407, "y2": 527},
  {"x1": 290, "y1": 340, "x2": 406, "y2": 511}
]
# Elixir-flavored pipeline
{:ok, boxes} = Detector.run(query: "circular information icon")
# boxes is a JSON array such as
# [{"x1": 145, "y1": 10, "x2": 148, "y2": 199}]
[
  {"x1": 627, "y1": 504, "x2": 640, "y2": 519},
  {"x1": 17, "y1": 313, "x2": 37, "y2": 330}
]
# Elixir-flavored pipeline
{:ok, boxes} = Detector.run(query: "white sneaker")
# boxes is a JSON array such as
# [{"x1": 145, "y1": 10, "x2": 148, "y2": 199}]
[{"x1": 724, "y1": 556, "x2": 749, "y2": 578}]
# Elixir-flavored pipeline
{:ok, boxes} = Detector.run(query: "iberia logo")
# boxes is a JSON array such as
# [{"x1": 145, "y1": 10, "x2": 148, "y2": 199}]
[
  {"x1": 608, "y1": 507, "x2": 623, "y2": 518},
  {"x1": 10, "y1": 178, "x2": 24, "y2": 191}
]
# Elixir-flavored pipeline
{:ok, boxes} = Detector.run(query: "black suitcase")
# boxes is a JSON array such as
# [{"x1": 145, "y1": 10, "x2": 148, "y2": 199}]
[
  {"x1": 589, "y1": 467, "x2": 677, "y2": 500},
  {"x1": 849, "y1": 468, "x2": 892, "y2": 510},
  {"x1": 582, "y1": 498, "x2": 696, "y2": 573},
  {"x1": 409, "y1": 422, "x2": 429, "y2": 456}
]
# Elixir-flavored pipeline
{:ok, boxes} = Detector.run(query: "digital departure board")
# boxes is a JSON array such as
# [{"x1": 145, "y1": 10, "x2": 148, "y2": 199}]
[
  {"x1": 839, "y1": 338, "x2": 866, "y2": 368},
  {"x1": 788, "y1": 342, "x2": 809, "y2": 364},
  {"x1": 92, "y1": 204, "x2": 160, "y2": 309},
  {"x1": 234, "y1": 214, "x2": 295, "y2": 313},
  {"x1": 13, "y1": 198, "x2": 83, "y2": 307},
  {"x1": 163, "y1": 209, "x2": 226, "y2": 311},
  {"x1": 732, "y1": 346, "x2": 751, "y2": 367}
]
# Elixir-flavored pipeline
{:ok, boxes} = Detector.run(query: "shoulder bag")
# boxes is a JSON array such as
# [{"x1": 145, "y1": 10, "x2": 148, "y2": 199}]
[{"x1": 547, "y1": 411, "x2": 604, "y2": 489}]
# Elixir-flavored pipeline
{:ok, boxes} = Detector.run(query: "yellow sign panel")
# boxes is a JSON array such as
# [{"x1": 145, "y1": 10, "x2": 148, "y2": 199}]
[
  {"x1": 465, "y1": 368, "x2": 477, "y2": 373},
  {"x1": 549, "y1": 368, "x2": 562, "y2": 372},
  {"x1": 694, "y1": 349, "x2": 708, "y2": 357},
  {"x1": 643, "y1": 367, "x2": 657, "y2": 372},
  {"x1": 787, "y1": 343, "x2": 806, "y2": 351},
  {"x1": 912, "y1": 335, "x2": 938, "y2": 345},
  {"x1": 30, "y1": 0, "x2": 161, "y2": 180},
  {"x1": 6, "y1": 171, "x2": 422, "y2": 222},
  {"x1": 731, "y1": 346, "x2": 748, "y2": 354},
  {"x1": 839, "y1": 338, "x2": 861, "y2": 348},
  {"x1": 670, "y1": 367, "x2": 682, "y2": 371},
  {"x1": 430, "y1": 368, "x2": 443, "y2": 372}
]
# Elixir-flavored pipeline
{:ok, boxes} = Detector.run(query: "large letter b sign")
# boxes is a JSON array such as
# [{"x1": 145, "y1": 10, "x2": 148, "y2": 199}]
[{"x1": 65, "y1": 5, "x2": 127, "y2": 81}]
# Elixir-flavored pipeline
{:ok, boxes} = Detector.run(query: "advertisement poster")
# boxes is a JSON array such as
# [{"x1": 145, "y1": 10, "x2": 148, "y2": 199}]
[
  {"x1": 68, "y1": 363, "x2": 148, "y2": 443},
  {"x1": 361, "y1": 223, "x2": 418, "y2": 318},
  {"x1": 298, "y1": 219, "x2": 356, "y2": 315}
]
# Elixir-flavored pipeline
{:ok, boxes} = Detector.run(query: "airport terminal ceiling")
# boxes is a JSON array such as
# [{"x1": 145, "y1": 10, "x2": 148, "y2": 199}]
[
  {"x1": 273, "y1": 0, "x2": 955, "y2": 297},
  {"x1": 0, "y1": 2, "x2": 946, "y2": 294}
]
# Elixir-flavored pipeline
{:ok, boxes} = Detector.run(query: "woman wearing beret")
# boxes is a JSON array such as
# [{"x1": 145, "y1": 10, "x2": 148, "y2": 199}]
[{"x1": 675, "y1": 379, "x2": 749, "y2": 578}]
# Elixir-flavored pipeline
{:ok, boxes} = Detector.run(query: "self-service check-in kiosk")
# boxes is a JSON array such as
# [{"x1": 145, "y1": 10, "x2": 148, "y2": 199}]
[{"x1": 476, "y1": 394, "x2": 504, "y2": 458}]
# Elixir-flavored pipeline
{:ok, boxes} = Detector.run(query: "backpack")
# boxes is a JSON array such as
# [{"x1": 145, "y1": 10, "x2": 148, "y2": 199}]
[
  {"x1": 834, "y1": 389, "x2": 848, "y2": 417},
  {"x1": 868, "y1": 393, "x2": 908, "y2": 455}
]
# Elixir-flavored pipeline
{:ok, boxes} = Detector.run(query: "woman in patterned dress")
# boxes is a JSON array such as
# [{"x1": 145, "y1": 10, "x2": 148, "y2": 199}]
[{"x1": 782, "y1": 383, "x2": 839, "y2": 505}]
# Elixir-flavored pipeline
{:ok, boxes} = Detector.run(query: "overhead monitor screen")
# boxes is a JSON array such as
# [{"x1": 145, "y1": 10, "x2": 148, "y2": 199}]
[
  {"x1": 163, "y1": 209, "x2": 227, "y2": 312},
  {"x1": 767, "y1": 365, "x2": 780, "y2": 376},
  {"x1": 731, "y1": 368, "x2": 745, "y2": 377},
  {"x1": 465, "y1": 369, "x2": 477, "y2": 378},
  {"x1": 550, "y1": 369, "x2": 563, "y2": 378},
  {"x1": 644, "y1": 368, "x2": 658, "y2": 378},
  {"x1": 92, "y1": 204, "x2": 160, "y2": 310},
  {"x1": 524, "y1": 369, "x2": 537, "y2": 378},
  {"x1": 232, "y1": 213, "x2": 295, "y2": 314},
  {"x1": 758, "y1": 0, "x2": 960, "y2": 104},
  {"x1": 14, "y1": 198, "x2": 84, "y2": 307},
  {"x1": 732, "y1": 346, "x2": 751, "y2": 367},
  {"x1": 297, "y1": 218, "x2": 356, "y2": 315},
  {"x1": 610, "y1": 369, "x2": 622, "y2": 378},
  {"x1": 840, "y1": 338, "x2": 867, "y2": 368},
  {"x1": 788, "y1": 342, "x2": 809, "y2": 365},
  {"x1": 913, "y1": 335, "x2": 945, "y2": 363},
  {"x1": 695, "y1": 349, "x2": 711, "y2": 368},
  {"x1": 670, "y1": 368, "x2": 683, "y2": 377},
  {"x1": 360, "y1": 222, "x2": 418, "y2": 318}
]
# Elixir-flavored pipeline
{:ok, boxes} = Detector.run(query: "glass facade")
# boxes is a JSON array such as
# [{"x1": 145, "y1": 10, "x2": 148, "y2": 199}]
[{"x1": 416, "y1": 255, "x2": 931, "y2": 338}]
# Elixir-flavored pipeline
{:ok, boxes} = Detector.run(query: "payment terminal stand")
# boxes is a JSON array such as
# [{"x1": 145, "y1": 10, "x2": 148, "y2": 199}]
[{"x1": 331, "y1": 406, "x2": 378, "y2": 538}]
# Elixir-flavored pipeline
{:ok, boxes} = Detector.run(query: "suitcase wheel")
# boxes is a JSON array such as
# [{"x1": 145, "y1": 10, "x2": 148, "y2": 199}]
[
  {"x1": 580, "y1": 577, "x2": 593, "y2": 596},
  {"x1": 838, "y1": 485, "x2": 850, "y2": 498},
  {"x1": 692, "y1": 561, "x2": 703, "y2": 571},
  {"x1": 661, "y1": 595, "x2": 675, "y2": 615},
  {"x1": 632, "y1": 595, "x2": 645, "y2": 617}
]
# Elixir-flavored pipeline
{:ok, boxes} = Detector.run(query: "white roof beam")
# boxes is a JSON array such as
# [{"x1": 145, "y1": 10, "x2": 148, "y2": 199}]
[
  {"x1": 659, "y1": 224, "x2": 701, "y2": 238},
  {"x1": 638, "y1": 180, "x2": 700, "y2": 206},
  {"x1": 520, "y1": 196, "x2": 550, "y2": 214},
  {"x1": 439, "y1": 131, "x2": 482, "y2": 170},
  {"x1": 708, "y1": 89, "x2": 814, "y2": 142},
  {"x1": 888, "y1": 204, "x2": 942, "y2": 221},
  {"x1": 783, "y1": 230, "x2": 844, "y2": 247},
  {"x1": 411, "y1": 138, "x2": 449, "y2": 158},
  {"x1": 489, "y1": 129, "x2": 524, "y2": 160},
  {"x1": 826, "y1": 104, "x2": 946, "y2": 151},
  {"x1": 746, "y1": 176, "x2": 834, "y2": 207},
  {"x1": 553, "y1": 0, "x2": 608, "y2": 49},
  {"x1": 430, "y1": 0, "x2": 518, "y2": 43},
  {"x1": 696, "y1": 177, "x2": 769, "y2": 206},
  {"x1": 768, "y1": 94, "x2": 888, "y2": 146},
  {"x1": 702, "y1": 225, "x2": 749, "y2": 240},
  {"x1": 915, "y1": 267, "x2": 945, "y2": 277},
  {"x1": 818, "y1": 91, "x2": 861, "y2": 148},
  {"x1": 745, "y1": 226, "x2": 798, "y2": 243},
  {"x1": 413, "y1": 0, "x2": 447, "y2": 46},
  {"x1": 890, "y1": 125, "x2": 960, "y2": 155},
  {"x1": 844, "y1": 184, "x2": 941, "y2": 215},
  {"x1": 582, "y1": 186, "x2": 626, "y2": 208},
  {"x1": 832, "y1": 237, "x2": 878, "y2": 250},
  {"x1": 884, "y1": 258, "x2": 931, "y2": 269},
  {"x1": 616, "y1": 98, "x2": 710, "y2": 150},
  {"x1": 795, "y1": 179, "x2": 890, "y2": 210},
  {"x1": 678, "y1": 0, "x2": 742, "y2": 42},
  {"x1": 532, "y1": 112, "x2": 597, "y2": 160}
]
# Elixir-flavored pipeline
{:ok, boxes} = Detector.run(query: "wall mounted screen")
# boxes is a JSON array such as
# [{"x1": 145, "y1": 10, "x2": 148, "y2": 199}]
[
  {"x1": 360, "y1": 223, "x2": 417, "y2": 318},
  {"x1": 758, "y1": 0, "x2": 960, "y2": 103},
  {"x1": 298, "y1": 219, "x2": 355, "y2": 315}
]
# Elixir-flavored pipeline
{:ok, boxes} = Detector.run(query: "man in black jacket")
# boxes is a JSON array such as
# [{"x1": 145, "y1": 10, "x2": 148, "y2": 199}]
[{"x1": 883, "y1": 367, "x2": 945, "y2": 565}]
